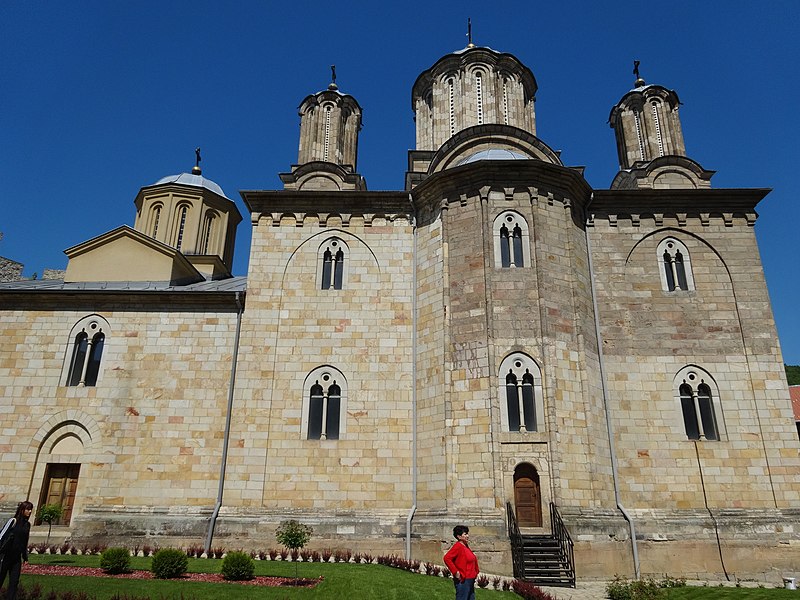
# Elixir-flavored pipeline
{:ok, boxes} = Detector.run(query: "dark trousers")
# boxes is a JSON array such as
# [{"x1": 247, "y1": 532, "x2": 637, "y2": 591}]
[
  {"x1": 0, "y1": 558, "x2": 22, "y2": 600},
  {"x1": 454, "y1": 577, "x2": 476, "y2": 600}
]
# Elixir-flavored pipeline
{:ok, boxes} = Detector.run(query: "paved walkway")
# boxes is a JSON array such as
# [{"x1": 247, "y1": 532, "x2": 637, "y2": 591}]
[{"x1": 533, "y1": 579, "x2": 790, "y2": 599}]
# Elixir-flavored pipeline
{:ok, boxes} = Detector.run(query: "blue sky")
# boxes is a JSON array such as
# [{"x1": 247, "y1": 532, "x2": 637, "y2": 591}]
[{"x1": 2, "y1": 1, "x2": 799, "y2": 364}]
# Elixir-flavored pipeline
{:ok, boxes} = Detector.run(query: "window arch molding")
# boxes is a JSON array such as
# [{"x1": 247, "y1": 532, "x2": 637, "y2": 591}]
[
  {"x1": 317, "y1": 236, "x2": 350, "y2": 290},
  {"x1": 301, "y1": 365, "x2": 348, "y2": 440},
  {"x1": 673, "y1": 365, "x2": 725, "y2": 441},
  {"x1": 172, "y1": 201, "x2": 193, "y2": 251},
  {"x1": 147, "y1": 202, "x2": 164, "y2": 239},
  {"x1": 657, "y1": 237, "x2": 695, "y2": 292},
  {"x1": 201, "y1": 209, "x2": 219, "y2": 255},
  {"x1": 61, "y1": 315, "x2": 111, "y2": 387},
  {"x1": 493, "y1": 210, "x2": 530, "y2": 269},
  {"x1": 498, "y1": 353, "x2": 545, "y2": 432}
]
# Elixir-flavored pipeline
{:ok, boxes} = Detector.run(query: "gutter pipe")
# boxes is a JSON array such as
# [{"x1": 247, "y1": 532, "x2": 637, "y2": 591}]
[
  {"x1": 406, "y1": 193, "x2": 418, "y2": 559},
  {"x1": 205, "y1": 290, "x2": 244, "y2": 555},
  {"x1": 585, "y1": 195, "x2": 641, "y2": 579}
]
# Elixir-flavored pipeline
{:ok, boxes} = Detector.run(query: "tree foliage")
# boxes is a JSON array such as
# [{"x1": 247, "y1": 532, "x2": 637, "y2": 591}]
[
  {"x1": 786, "y1": 364, "x2": 800, "y2": 386},
  {"x1": 276, "y1": 519, "x2": 313, "y2": 577},
  {"x1": 36, "y1": 503, "x2": 63, "y2": 543}
]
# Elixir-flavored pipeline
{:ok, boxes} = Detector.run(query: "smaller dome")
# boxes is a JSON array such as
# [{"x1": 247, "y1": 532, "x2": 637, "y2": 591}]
[
  {"x1": 456, "y1": 148, "x2": 529, "y2": 166},
  {"x1": 152, "y1": 173, "x2": 228, "y2": 199}
]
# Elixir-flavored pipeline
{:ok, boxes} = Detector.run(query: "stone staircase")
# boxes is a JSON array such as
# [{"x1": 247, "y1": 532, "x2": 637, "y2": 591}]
[
  {"x1": 507, "y1": 502, "x2": 576, "y2": 588},
  {"x1": 518, "y1": 533, "x2": 575, "y2": 587}
]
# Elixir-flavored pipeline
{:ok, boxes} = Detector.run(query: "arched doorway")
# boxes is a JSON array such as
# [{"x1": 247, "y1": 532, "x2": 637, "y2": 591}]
[{"x1": 514, "y1": 463, "x2": 542, "y2": 527}]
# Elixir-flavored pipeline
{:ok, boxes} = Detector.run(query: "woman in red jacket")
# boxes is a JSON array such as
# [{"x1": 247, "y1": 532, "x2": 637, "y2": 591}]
[{"x1": 443, "y1": 525, "x2": 479, "y2": 600}]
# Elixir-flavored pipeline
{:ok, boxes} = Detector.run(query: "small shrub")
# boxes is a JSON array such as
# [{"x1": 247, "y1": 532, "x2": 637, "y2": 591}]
[
  {"x1": 299, "y1": 549, "x2": 312, "y2": 562},
  {"x1": 441, "y1": 567, "x2": 450, "y2": 578},
  {"x1": 221, "y1": 551, "x2": 255, "y2": 581},
  {"x1": 290, "y1": 548, "x2": 299, "y2": 561},
  {"x1": 334, "y1": 549, "x2": 351, "y2": 563},
  {"x1": 512, "y1": 579, "x2": 559, "y2": 600},
  {"x1": 151, "y1": 548, "x2": 189, "y2": 579},
  {"x1": 278, "y1": 548, "x2": 288, "y2": 560},
  {"x1": 59, "y1": 543, "x2": 72, "y2": 555},
  {"x1": 100, "y1": 547, "x2": 131, "y2": 574},
  {"x1": 606, "y1": 576, "x2": 666, "y2": 600},
  {"x1": 502, "y1": 579, "x2": 512, "y2": 591},
  {"x1": 211, "y1": 546, "x2": 225, "y2": 559},
  {"x1": 141, "y1": 544, "x2": 152, "y2": 557},
  {"x1": 492, "y1": 576, "x2": 502, "y2": 589},
  {"x1": 352, "y1": 552, "x2": 362, "y2": 564},
  {"x1": 257, "y1": 549, "x2": 267, "y2": 560},
  {"x1": 268, "y1": 548, "x2": 278, "y2": 560},
  {"x1": 476, "y1": 574, "x2": 490, "y2": 588}
]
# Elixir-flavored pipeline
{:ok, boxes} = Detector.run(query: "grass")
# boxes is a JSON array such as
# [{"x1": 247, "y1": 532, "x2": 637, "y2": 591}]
[{"x1": 23, "y1": 554, "x2": 518, "y2": 599}]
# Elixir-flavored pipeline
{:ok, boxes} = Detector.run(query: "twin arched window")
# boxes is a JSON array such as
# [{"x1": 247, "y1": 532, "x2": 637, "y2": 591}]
[
  {"x1": 675, "y1": 367, "x2": 721, "y2": 441},
  {"x1": 304, "y1": 366, "x2": 347, "y2": 440},
  {"x1": 499, "y1": 353, "x2": 544, "y2": 432},
  {"x1": 657, "y1": 237, "x2": 695, "y2": 292},
  {"x1": 65, "y1": 316, "x2": 109, "y2": 387},
  {"x1": 494, "y1": 212, "x2": 529, "y2": 269},
  {"x1": 319, "y1": 238, "x2": 347, "y2": 290}
]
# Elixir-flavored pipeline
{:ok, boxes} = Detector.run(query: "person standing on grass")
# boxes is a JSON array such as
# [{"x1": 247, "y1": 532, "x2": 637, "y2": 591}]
[
  {"x1": 443, "y1": 524, "x2": 479, "y2": 600},
  {"x1": 0, "y1": 501, "x2": 33, "y2": 600}
]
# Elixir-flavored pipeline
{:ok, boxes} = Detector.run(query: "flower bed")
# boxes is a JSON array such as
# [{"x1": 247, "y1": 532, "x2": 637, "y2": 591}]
[{"x1": 23, "y1": 564, "x2": 320, "y2": 588}]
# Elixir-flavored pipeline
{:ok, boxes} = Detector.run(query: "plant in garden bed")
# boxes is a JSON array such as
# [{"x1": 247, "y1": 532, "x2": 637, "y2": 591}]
[
  {"x1": 150, "y1": 548, "x2": 188, "y2": 579},
  {"x1": 512, "y1": 579, "x2": 559, "y2": 600},
  {"x1": 606, "y1": 575, "x2": 666, "y2": 600},
  {"x1": 220, "y1": 551, "x2": 255, "y2": 581},
  {"x1": 99, "y1": 547, "x2": 131, "y2": 574},
  {"x1": 476, "y1": 574, "x2": 490, "y2": 588},
  {"x1": 36, "y1": 503, "x2": 64, "y2": 544},
  {"x1": 275, "y1": 519, "x2": 313, "y2": 579}
]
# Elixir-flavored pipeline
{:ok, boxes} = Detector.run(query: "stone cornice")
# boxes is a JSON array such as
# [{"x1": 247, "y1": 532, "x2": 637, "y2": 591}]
[
  {"x1": 240, "y1": 190, "x2": 412, "y2": 226},
  {"x1": 588, "y1": 188, "x2": 769, "y2": 227},
  {"x1": 0, "y1": 288, "x2": 244, "y2": 311},
  {"x1": 411, "y1": 159, "x2": 592, "y2": 218}
]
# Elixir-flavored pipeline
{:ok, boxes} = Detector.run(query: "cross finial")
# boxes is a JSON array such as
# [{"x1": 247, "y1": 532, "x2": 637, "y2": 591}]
[
  {"x1": 192, "y1": 147, "x2": 202, "y2": 175},
  {"x1": 328, "y1": 64, "x2": 338, "y2": 90},
  {"x1": 467, "y1": 18, "x2": 475, "y2": 48},
  {"x1": 633, "y1": 60, "x2": 645, "y2": 87}
]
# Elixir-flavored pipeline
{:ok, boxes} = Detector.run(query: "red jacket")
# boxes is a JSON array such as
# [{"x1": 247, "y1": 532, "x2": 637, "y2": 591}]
[{"x1": 443, "y1": 540, "x2": 479, "y2": 579}]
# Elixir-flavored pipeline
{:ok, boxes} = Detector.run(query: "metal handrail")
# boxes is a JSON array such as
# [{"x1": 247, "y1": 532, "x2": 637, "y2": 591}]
[
  {"x1": 506, "y1": 501, "x2": 524, "y2": 579},
  {"x1": 549, "y1": 502, "x2": 576, "y2": 588}
]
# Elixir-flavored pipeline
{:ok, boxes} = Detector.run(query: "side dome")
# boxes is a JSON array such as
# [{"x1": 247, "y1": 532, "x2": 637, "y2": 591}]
[{"x1": 153, "y1": 172, "x2": 229, "y2": 199}]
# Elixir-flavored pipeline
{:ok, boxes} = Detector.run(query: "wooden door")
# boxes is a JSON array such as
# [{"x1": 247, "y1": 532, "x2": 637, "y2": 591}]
[
  {"x1": 39, "y1": 464, "x2": 81, "y2": 526},
  {"x1": 514, "y1": 463, "x2": 542, "y2": 527}
]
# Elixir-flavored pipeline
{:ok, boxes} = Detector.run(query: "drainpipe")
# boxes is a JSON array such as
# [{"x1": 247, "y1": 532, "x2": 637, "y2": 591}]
[
  {"x1": 585, "y1": 195, "x2": 641, "y2": 579},
  {"x1": 406, "y1": 194, "x2": 418, "y2": 560},
  {"x1": 205, "y1": 290, "x2": 244, "y2": 555}
]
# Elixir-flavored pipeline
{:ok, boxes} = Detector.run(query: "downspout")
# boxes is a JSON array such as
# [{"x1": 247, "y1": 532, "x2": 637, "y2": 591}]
[
  {"x1": 205, "y1": 290, "x2": 244, "y2": 555},
  {"x1": 406, "y1": 194, "x2": 418, "y2": 559},
  {"x1": 585, "y1": 194, "x2": 640, "y2": 579}
]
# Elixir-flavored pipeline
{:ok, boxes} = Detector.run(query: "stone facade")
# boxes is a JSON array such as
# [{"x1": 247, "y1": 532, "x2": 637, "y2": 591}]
[{"x1": 1, "y1": 43, "x2": 798, "y2": 582}]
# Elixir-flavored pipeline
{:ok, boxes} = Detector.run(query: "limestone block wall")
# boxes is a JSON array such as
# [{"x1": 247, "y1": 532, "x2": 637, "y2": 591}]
[
  {"x1": 0, "y1": 305, "x2": 238, "y2": 518},
  {"x1": 414, "y1": 217, "x2": 447, "y2": 512},
  {"x1": 589, "y1": 214, "x2": 800, "y2": 510},
  {"x1": 229, "y1": 214, "x2": 415, "y2": 516}
]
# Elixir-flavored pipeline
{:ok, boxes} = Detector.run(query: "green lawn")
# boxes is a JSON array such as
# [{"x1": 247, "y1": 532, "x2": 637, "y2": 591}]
[{"x1": 21, "y1": 554, "x2": 518, "y2": 600}]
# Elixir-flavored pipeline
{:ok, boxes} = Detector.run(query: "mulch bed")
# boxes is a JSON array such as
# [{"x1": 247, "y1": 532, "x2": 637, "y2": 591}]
[{"x1": 23, "y1": 564, "x2": 321, "y2": 588}]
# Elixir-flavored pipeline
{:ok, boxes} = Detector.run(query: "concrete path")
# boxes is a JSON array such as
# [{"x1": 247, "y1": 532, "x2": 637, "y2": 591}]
[{"x1": 533, "y1": 579, "x2": 790, "y2": 599}]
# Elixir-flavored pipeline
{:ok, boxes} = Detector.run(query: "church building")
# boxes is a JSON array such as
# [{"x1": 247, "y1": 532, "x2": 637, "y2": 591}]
[{"x1": 1, "y1": 40, "x2": 798, "y2": 583}]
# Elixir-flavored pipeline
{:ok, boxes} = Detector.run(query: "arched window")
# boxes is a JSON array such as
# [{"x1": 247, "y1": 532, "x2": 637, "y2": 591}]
[
  {"x1": 303, "y1": 366, "x2": 347, "y2": 440},
  {"x1": 65, "y1": 316, "x2": 109, "y2": 387},
  {"x1": 674, "y1": 366, "x2": 722, "y2": 441},
  {"x1": 201, "y1": 211, "x2": 217, "y2": 254},
  {"x1": 499, "y1": 353, "x2": 544, "y2": 432},
  {"x1": 318, "y1": 237, "x2": 348, "y2": 290},
  {"x1": 493, "y1": 212, "x2": 529, "y2": 269},
  {"x1": 657, "y1": 237, "x2": 695, "y2": 292},
  {"x1": 475, "y1": 71, "x2": 484, "y2": 125},
  {"x1": 150, "y1": 204, "x2": 162, "y2": 238},
  {"x1": 175, "y1": 205, "x2": 189, "y2": 251}
]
